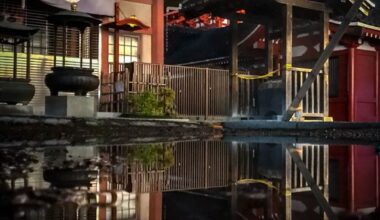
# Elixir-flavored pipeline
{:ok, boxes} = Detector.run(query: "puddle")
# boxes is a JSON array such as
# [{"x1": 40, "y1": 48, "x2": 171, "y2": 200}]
[{"x1": 0, "y1": 141, "x2": 379, "y2": 219}]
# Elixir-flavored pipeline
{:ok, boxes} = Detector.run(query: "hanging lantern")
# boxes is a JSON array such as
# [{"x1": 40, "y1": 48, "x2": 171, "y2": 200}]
[
  {"x1": 45, "y1": 0, "x2": 101, "y2": 96},
  {"x1": 0, "y1": 14, "x2": 38, "y2": 105}
]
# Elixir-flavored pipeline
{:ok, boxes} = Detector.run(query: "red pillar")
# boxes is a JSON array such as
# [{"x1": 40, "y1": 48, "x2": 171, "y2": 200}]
[
  {"x1": 348, "y1": 49, "x2": 356, "y2": 212},
  {"x1": 114, "y1": 2, "x2": 120, "y2": 73},
  {"x1": 152, "y1": 0, "x2": 164, "y2": 64},
  {"x1": 101, "y1": 18, "x2": 109, "y2": 76},
  {"x1": 149, "y1": 192, "x2": 162, "y2": 220}
]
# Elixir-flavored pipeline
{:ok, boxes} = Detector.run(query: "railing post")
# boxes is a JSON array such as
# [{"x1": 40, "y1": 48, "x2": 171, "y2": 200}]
[
  {"x1": 124, "y1": 68, "x2": 130, "y2": 114},
  {"x1": 322, "y1": 11, "x2": 329, "y2": 116},
  {"x1": 205, "y1": 68, "x2": 209, "y2": 120}
]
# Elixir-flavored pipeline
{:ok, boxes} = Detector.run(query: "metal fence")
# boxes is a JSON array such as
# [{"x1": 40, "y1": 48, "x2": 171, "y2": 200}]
[
  {"x1": 100, "y1": 63, "x2": 328, "y2": 120},
  {"x1": 100, "y1": 62, "x2": 230, "y2": 120}
]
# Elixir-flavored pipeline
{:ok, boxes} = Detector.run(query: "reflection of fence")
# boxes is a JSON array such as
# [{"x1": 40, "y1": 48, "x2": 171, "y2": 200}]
[
  {"x1": 100, "y1": 142, "x2": 328, "y2": 194},
  {"x1": 100, "y1": 62, "x2": 230, "y2": 120},
  {"x1": 290, "y1": 67, "x2": 327, "y2": 117},
  {"x1": 291, "y1": 144, "x2": 328, "y2": 193},
  {"x1": 164, "y1": 141, "x2": 231, "y2": 191},
  {"x1": 100, "y1": 141, "x2": 231, "y2": 193}
]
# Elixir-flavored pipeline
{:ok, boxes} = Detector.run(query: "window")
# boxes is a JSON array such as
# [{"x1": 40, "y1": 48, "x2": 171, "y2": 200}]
[
  {"x1": 0, "y1": 3, "x2": 99, "y2": 57},
  {"x1": 108, "y1": 32, "x2": 139, "y2": 64}
]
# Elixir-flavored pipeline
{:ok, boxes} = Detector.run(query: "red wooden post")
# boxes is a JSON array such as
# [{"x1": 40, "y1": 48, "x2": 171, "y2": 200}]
[
  {"x1": 152, "y1": 0, "x2": 164, "y2": 64},
  {"x1": 114, "y1": 2, "x2": 120, "y2": 74}
]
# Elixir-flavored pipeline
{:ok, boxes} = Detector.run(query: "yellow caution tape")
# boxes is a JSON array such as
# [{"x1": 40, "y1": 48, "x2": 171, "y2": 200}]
[
  {"x1": 284, "y1": 64, "x2": 293, "y2": 71},
  {"x1": 236, "y1": 178, "x2": 292, "y2": 197},
  {"x1": 237, "y1": 179, "x2": 279, "y2": 190},
  {"x1": 236, "y1": 69, "x2": 279, "y2": 80}
]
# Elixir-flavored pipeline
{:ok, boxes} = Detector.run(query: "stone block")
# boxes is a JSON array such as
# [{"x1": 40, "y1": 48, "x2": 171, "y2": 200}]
[
  {"x1": 0, "y1": 105, "x2": 33, "y2": 116},
  {"x1": 45, "y1": 96, "x2": 96, "y2": 118}
]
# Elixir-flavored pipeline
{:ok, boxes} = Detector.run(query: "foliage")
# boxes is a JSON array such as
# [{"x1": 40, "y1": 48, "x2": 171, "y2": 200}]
[
  {"x1": 127, "y1": 87, "x2": 176, "y2": 117},
  {"x1": 128, "y1": 90, "x2": 163, "y2": 116},
  {"x1": 128, "y1": 144, "x2": 175, "y2": 169},
  {"x1": 159, "y1": 87, "x2": 176, "y2": 117}
]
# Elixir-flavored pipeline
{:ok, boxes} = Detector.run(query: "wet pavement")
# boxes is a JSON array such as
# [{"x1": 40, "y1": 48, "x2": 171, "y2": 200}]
[{"x1": 0, "y1": 140, "x2": 379, "y2": 220}]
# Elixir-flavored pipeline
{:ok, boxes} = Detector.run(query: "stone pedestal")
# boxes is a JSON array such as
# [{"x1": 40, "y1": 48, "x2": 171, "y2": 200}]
[
  {"x1": 45, "y1": 96, "x2": 96, "y2": 118},
  {"x1": 0, "y1": 105, "x2": 33, "y2": 116}
]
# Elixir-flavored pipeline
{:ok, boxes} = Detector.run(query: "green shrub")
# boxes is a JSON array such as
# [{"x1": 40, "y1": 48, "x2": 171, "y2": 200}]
[
  {"x1": 159, "y1": 87, "x2": 176, "y2": 117},
  {"x1": 128, "y1": 144, "x2": 175, "y2": 169},
  {"x1": 128, "y1": 90, "x2": 163, "y2": 116},
  {"x1": 127, "y1": 87, "x2": 176, "y2": 117}
]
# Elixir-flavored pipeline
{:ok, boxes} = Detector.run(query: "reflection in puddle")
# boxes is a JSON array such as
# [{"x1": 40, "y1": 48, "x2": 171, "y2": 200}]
[{"x1": 0, "y1": 141, "x2": 378, "y2": 219}]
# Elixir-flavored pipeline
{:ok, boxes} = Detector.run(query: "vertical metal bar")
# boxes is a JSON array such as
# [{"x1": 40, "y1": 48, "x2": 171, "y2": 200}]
[
  {"x1": 26, "y1": 40, "x2": 31, "y2": 80},
  {"x1": 89, "y1": 27, "x2": 93, "y2": 69},
  {"x1": 13, "y1": 41, "x2": 17, "y2": 79},
  {"x1": 205, "y1": 68, "x2": 209, "y2": 120},
  {"x1": 311, "y1": 79, "x2": 315, "y2": 113},
  {"x1": 54, "y1": 26, "x2": 57, "y2": 67},
  {"x1": 80, "y1": 30, "x2": 84, "y2": 68},
  {"x1": 63, "y1": 27, "x2": 66, "y2": 66},
  {"x1": 311, "y1": 145, "x2": 315, "y2": 183}
]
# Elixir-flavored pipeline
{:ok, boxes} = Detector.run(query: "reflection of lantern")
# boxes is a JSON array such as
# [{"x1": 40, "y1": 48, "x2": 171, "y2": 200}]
[
  {"x1": 45, "y1": 0, "x2": 101, "y2": 97},
  {"x1": 0, "y1": 14, "x2": 38, "y2": 107}
]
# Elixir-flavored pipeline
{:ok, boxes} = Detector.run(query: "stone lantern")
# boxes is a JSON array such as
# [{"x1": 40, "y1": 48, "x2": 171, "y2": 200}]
[
  {"x1": 0, "y1": 14, "x2": 38, "y2": 115},
  {"x1": 44, "y1": 0, "x2": 101, "y2": 118}
]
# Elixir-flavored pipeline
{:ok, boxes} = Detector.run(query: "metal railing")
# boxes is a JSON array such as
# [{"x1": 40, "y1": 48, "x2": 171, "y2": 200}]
[
  {"x1": 290, "y1": 67, "x2": 326, "y2": 118},
  {"x1": 100, "y1": 62, "x2": 230, "y2": 120}
]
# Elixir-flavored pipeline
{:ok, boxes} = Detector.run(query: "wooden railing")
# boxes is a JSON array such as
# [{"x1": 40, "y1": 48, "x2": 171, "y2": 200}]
[
  {"x1": 291, "y1": 144, "x2": 328, "y2": 193},
  {"x1": 290, "y1": 67, "x2": 327, "y2": 118}
]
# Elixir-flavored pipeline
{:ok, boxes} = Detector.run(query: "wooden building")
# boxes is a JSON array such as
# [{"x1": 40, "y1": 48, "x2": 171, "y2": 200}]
[
  {"x1": 328, "y1": 16, "x2": 380, "y2": 214},
  {"x1": 0, "y1": 0, "x2": 165, "y2": 115}
]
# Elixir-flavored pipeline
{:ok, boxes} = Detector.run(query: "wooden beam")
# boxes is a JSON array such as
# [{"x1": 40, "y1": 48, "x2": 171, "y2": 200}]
[
  {"x1": 322, "y1": 11, "x2": 329, "y2": 116},
  {"x1": 230, "y1": 142, "x2": 238, "y2": 220},
  {"x1": 282, "y1": 145, "x2": 292, "y2": 220},
  {"x1": 282, "y1": 0, "x2": 366, "y2": 121},
  {"x1": 230, "y1": 17, "x2": 239, "y2": 117},
  {"x1": 282, "y1": 4, "x2": 293, "y2": 115},
  {"x1": 276, "y1": 0, "x2": 328, "y2": 12},
  {"x1": 266, "y1": 24, "x2": 274, "y2": 73}
]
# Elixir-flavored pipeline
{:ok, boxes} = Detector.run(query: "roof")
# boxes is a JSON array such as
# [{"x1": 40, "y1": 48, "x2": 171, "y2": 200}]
[
  {"x1": 166, "y1": 0, "x2": 380, "y2": 65},
  {"x1": 165, "y1": 26, "x2": 231, "y2": 64},
  {"x1": 0, "y1": 19, "x2": 39, "y2": 41}
]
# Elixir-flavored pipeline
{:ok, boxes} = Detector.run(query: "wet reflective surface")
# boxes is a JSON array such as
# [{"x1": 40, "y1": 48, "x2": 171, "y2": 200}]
[{"x1": 0, "y1": 141, "x2": 379, "y2": 220}]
